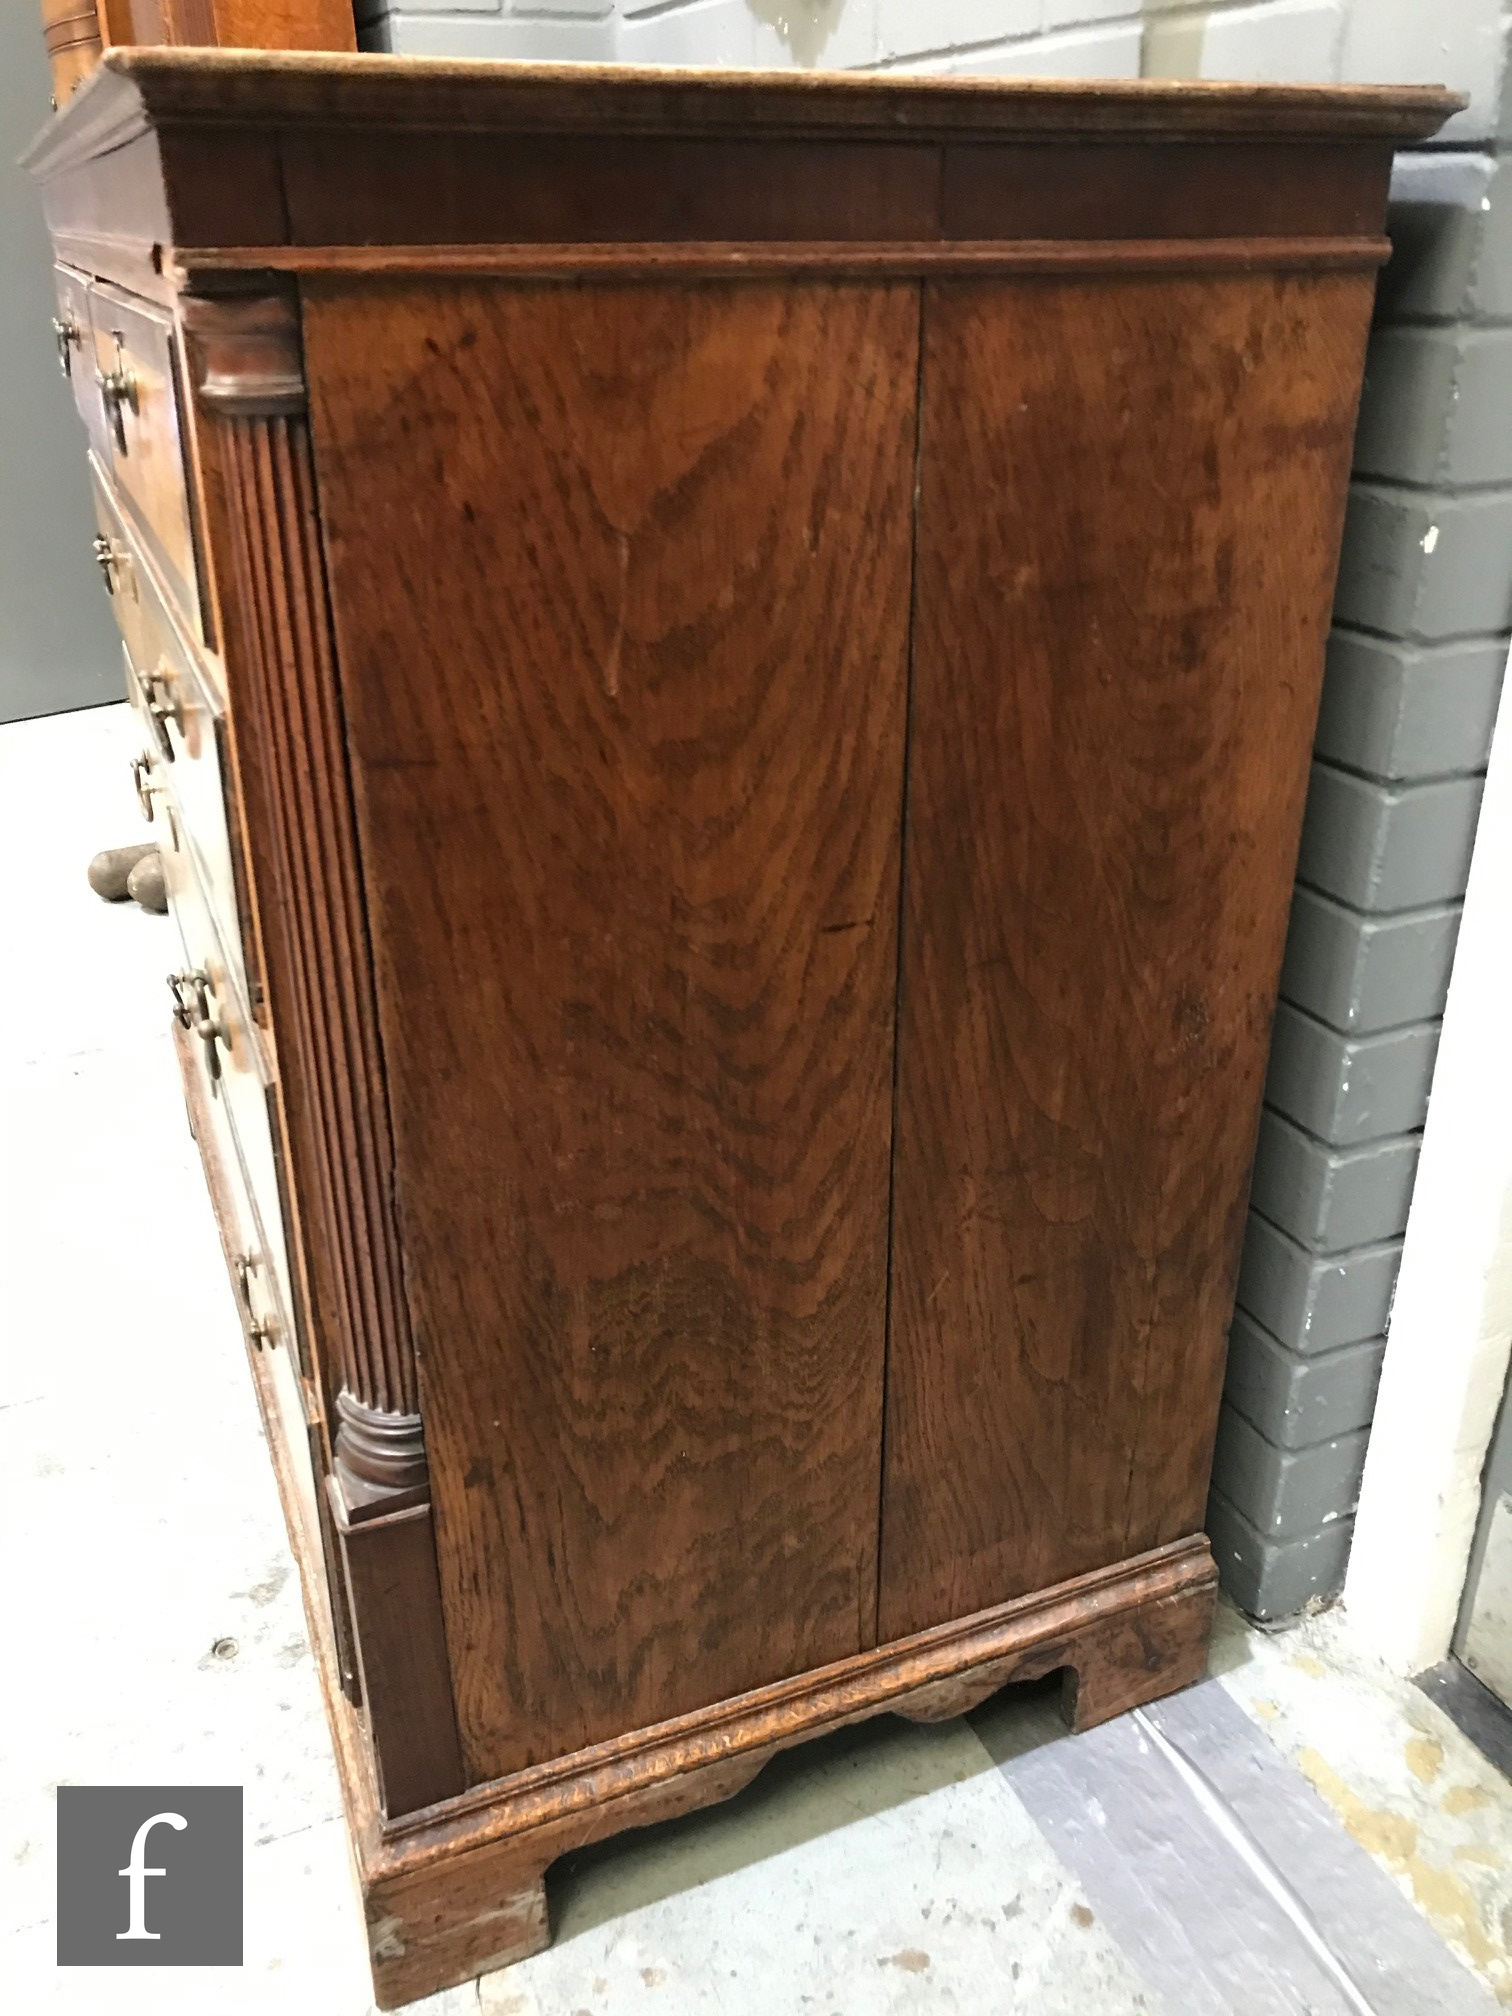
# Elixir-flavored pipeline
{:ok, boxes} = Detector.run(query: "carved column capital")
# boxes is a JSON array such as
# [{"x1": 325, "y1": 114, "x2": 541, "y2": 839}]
[
  {"x1": 335, "y1": 1388, "x2": 430, "y2": 1513},
  {"x1": 181, "y1": 292, "x2": 306, "y2": 417}
]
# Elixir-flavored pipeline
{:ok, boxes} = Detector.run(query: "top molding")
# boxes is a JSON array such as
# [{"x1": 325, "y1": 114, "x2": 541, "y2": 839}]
[{"x1": 25, "y1": 47, "x2": 1461, "y2": 179}]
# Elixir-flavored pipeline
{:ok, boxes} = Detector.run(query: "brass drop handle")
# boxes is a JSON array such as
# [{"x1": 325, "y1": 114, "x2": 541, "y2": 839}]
[
  {"x1": 52, "y1": 313, "x2": 82, "y2": 378},
  {"x1": 130, "y1": 752, "x2": 159, "y2": 821},
  {"x1": 169, "y1": 967, "x2": 226, "y2": 1087},
  {"x1": 95, "y1": 335, "x2": 138, "y2": 453},
  {"x1": 92, "y1": 533, "x2": 118, "y2": 595},
  {"x1": 142, "y1": 664, "x2": 180, "y2": 763},
  {"x1": 234, "y1": 1253, "x2": 274, "y2": 1351}
]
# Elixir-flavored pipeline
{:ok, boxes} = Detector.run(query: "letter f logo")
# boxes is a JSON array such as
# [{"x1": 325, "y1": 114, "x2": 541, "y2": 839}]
[{"x1": 117, "y1": 1811, "x2": 187, "y2": 1940}]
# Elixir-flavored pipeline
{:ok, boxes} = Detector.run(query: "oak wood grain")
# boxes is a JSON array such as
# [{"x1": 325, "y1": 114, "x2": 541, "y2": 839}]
[
  {"x1": 332, "y1": 1493, "x2": 466, "y2": 1819},
  {"x1": 243, "y1": 1314, "x2": 1210, "y2": 2013},
  {"x1": 29, "y1": 59, "x2": 1447, "y2": 2004},
  {"x1": 878, "y1": 272, "x2": 1375, "y2": 1642},
  {"x1": 122, "y1": 0, "x2": 354, "y2": 51},
  {"x1": 302, "y1": 277, "x2": 919, "y2": 1782},
  {"x1": 358, "y1": 1536, "x2": 1214, "y2": 2006}
]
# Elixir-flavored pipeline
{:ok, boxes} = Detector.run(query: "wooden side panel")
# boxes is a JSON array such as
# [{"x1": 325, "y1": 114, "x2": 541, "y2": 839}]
[
  {"x1": 212, "y1": 0, "x2": 356, "y2": 50},
  {"x1": 301, "y1": 279, "x2": 920, "y2": 1781},
  {"x1": 878, "y1": 272, "x2": 1375, "y2": 1642}
]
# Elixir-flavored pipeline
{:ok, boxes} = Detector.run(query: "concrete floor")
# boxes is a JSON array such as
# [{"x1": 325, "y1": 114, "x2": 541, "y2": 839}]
[{"x1": 4, "y1": 701, "x2": 1510, "y2": 2014}]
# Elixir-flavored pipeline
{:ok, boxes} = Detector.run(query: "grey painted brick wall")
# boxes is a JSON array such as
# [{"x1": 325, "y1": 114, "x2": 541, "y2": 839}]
[
  {"x1": 1218, "y1": 16, "x2": 1512, "y2": 1618},
  {"x1": 355, "y1": 0, "x2": 1512, "y2": 1622}
]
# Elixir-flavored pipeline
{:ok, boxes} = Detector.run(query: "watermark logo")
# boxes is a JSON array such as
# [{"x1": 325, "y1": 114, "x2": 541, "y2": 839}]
[{"x1": 56, "y1": 1787, "x2": 242, "y2": 1966}]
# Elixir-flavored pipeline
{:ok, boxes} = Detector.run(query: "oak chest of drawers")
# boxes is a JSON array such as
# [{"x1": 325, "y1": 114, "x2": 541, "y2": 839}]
[{"x1": 28, "y1": 48, "x2": 1455, "y2": 2007}]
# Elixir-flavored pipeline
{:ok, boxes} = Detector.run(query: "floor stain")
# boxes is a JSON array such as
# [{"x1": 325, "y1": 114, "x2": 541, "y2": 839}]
[
  {"x1": 1071, "y1": 1904, "x2": 1096, "y2": 1929},
  {"x1": 1298, "y1": 1747, "x2": 1510, "y2": 1998},
  {"x1": 241, "y1": 1563, "x2": 291, "y2": 1608},
  {"x1": 640, "y1": 1965, "x2": 666, "y2": 1986},
  {"x1": 1445, "y1": 1785, "x2": 1495, "y2": 1816},
  {"x1": 1406, "y1": 1736, "x2": 1446, "y2": 1785},
  {"x1": 881, "y1": 1950, "x2": 931, "y2": 1973},
  {"x1": 1459, "y1": 1845, "x2": 1505, "y2": 1870},
  {"x1": 1291, "y1": 1654, "x2": 1329, "y2": 1679},
  {"x1": 1252, "y1": 1699, "x2": 1280, "y2": 1721}
]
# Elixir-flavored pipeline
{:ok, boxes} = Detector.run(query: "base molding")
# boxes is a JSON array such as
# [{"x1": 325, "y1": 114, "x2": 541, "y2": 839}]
[{"x1": 241, "y1": 1339, "x2": 1214, "y2": 2008}]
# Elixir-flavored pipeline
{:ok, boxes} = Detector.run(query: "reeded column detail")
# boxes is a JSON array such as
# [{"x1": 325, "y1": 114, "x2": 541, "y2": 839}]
[{"x1": 185, "y1": 289, "x2": 463, "y2": 1812}]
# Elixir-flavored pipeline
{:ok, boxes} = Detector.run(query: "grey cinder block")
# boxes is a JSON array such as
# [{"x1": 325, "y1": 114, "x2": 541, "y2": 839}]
[
  {"x1": 1265, "y1": 1003, "x2": 1439, "y2": 1145},
  {"x1": 1235, "y1": 1214, "x2": 1401, "y2": 1352},
  {"x1": 1222, "y1": 1313, "x2": 1385, "y2": 1450},
  {"x1": 1481, "y1": 152, "x2": 1512, "y2": 320},
  {"x1": 1211, "y1": 1405, "x2": 1369, "y2": 1544},
  {"x1": 1353, "y1": 328, "x2": 1512, "y2": 490},
  {"x1": 1296, "y1": 764, "x2": 1484, "y2": 913},
  {"x1": 1314, "y1": 632, "x2": 1505, "y2": 781},
  {"x1": 1206, "y1": 1487, "x2": 1355, "y2": 1621},
  {"x1": 1279, "y1": 891, "x2": 1461, "y2": 1035},
  {"x1": 362, "y1": 11, "x2": 617, "y2": 57},
  {"x1": 1249, "y1": 1110, "x2": 1419, "y2": 1254},
  {"x1": 1378, "y1": 153, "x2": 1498, "y2": 323},
  {"x1": 1145, "y1": 2, "x2": 1339, "y2": 84},
  {"x1": 1334, "y1": 484, "x2": 1512, "y2": 643}
]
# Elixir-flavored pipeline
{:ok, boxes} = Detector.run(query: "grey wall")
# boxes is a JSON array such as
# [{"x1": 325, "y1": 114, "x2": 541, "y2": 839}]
[
  {"x1": 1, "y1": 19, "x2": 121, "y2": 725},
  {"x1": 1209, "y1": 57, "x2": 1512, "y2": 1619}
]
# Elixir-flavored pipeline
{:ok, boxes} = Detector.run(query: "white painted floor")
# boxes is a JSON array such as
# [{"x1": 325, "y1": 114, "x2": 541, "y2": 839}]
[{"x1": 4, "y1": 702, "x2": 1510, "y2": 2015}]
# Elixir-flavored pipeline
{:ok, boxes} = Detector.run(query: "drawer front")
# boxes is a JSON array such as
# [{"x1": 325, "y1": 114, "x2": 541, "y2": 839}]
[
  {"x1": 173, "y1": 1014, "x2": 288, "y2": 1360},
  {"x1": 88, "y1": 459, "x2": 147, "y2": 664},
  {"x1": 52, "y1": 264, "x2": 108, "y2": 460},
  {"x1": 88, "y1": 282, "x2": 204, "y2": 642},
  {"x1": 111, "y1": 500, "x2": 260, "y2": 1024},
  {"x1": 173, "y1": 1014, "x2": 321, "y2": 1566},
  {"x1": 163, "y1": 837, "x2": 295, "y2": 1357}
]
